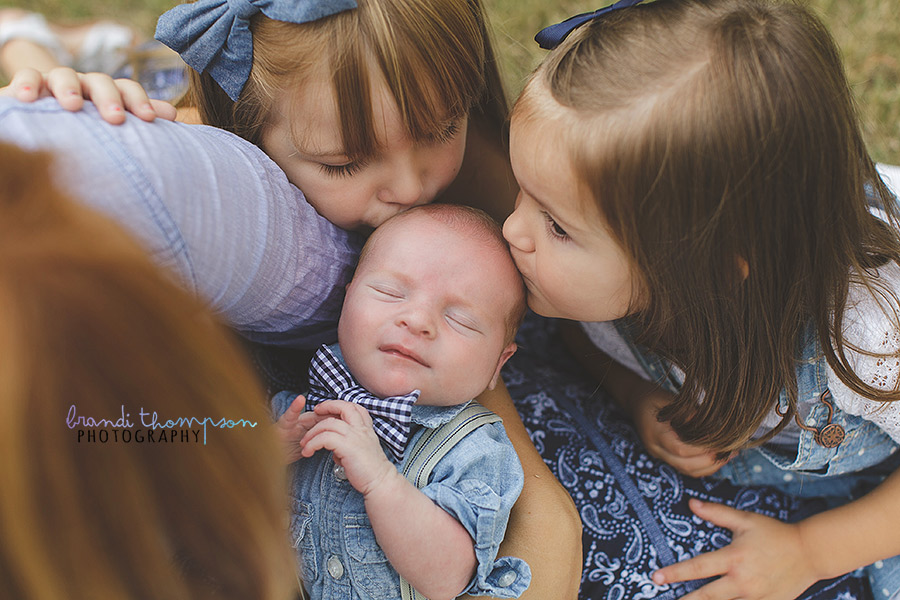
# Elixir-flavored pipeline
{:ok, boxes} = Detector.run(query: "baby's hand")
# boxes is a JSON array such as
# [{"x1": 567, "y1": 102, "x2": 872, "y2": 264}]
[
  {"x1": 634, "y1": 391, "x2": 728, "y2": 477},
  {"x1": 652, "y1": 499, "x2": 817, "y2": 600},
  {"x1": 0, "y1": 66, "x2": 176, "y2": 123},
  {"x1": 274, "y1": 394, "x2": 315, "y2": 464},
  {"x1": 300, "y1": 400, "x2": 398, "y2": 496}
]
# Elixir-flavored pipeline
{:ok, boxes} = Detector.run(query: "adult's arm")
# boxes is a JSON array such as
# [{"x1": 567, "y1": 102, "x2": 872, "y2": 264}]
[
  {"x1": 463, "y1": 381, "x2": 583, "y2": 600},
  {"x1": 0, "y1": 97, "x2": 361, "y2": 348}
]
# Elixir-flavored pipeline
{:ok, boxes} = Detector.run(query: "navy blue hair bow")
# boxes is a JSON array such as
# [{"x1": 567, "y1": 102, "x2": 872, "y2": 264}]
[
  {"x1": 535, "y1": 0, "x2": 647, "y2": 50},
  {"x1": 155, "y1": 0, "x2": 357, "y2": 101}
]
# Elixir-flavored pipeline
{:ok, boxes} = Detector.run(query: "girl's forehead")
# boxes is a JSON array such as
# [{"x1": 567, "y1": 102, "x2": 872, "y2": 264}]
[{"x1": 282, "y1": 66, "x2": 454, "y2": 158}]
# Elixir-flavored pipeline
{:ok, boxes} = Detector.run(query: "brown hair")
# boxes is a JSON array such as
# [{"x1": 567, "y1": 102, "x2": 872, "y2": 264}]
[
  {"x1": 186, "y1": 0, "x2": 508, "y2": 160},
  {"x1": 0, "y1": 142, "x2": 296, "y2": 599},
  {"x1": 360, "y1": 203, "x2": 526, "y2": 343},
  {"x1": 519, "y1": 0, "x2": 900, "y2": 453}
]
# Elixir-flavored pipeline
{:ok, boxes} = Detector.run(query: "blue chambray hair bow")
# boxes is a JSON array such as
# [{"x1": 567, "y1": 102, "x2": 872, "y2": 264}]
[
  {"x1": 307, "y1": 345, "x2": 419, "y2": 462},
  {"x1": 155, "y1": 0, "x2": 357, "y2": 101},
  {"x1": 535, "y1": 0, "x2": 647, "y2": 50}
]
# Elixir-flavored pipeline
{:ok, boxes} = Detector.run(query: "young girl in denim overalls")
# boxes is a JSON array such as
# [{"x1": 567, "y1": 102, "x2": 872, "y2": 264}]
[{"x1": 501, "y1": 0, "x2": 900, "y2": 598}]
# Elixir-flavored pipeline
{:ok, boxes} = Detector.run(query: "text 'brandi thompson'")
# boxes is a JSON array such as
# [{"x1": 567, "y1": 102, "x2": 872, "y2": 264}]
[{"x1": 66, "y1": 405, "x2": 259, "y2": 445}]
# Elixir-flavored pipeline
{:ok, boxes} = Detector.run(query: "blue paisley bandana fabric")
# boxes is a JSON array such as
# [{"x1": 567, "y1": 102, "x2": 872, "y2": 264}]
[{"x1": 503, "y1": 314, "x2": 873, "y2": 600}]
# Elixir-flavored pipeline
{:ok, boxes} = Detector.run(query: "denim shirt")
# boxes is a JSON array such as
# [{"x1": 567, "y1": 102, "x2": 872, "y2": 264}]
[
  {"x1": 611, "y1": 319, "x2": 900, "y2": 493},
  {"x1": 272, "y1": 379, "x2": 531, "y2": 599},
  {"x1": 0, "y1": 98, "x2": 362, "y2": 348}
]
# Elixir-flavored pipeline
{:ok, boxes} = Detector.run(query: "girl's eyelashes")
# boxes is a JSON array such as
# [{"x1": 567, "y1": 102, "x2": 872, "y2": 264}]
[
  {"x1": 319, "y1": 160, "x2": 364, "y2": 178},
  {"x1": 427, "y1": 120, "x2": 461, "y2": 145},
  {"x1": 542, "y1": 211, "x2": 570, "y2": 241}
]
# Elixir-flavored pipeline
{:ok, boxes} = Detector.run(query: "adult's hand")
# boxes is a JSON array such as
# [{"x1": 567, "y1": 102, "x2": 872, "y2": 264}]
[{"x1": 0, "y1": 66, "x2": 176, "y2": 123}]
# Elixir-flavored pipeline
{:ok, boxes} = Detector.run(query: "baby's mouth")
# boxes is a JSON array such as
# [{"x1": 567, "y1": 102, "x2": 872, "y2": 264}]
[{"x1": 379, "y1": 344, "x2": 429, "y2": 367}]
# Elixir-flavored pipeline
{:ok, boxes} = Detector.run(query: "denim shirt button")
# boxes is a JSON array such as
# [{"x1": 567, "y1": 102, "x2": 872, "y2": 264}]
[
  {"x1": 326, "y1": 555, "x2": 344, "y2": 579},
  {"x1": 497, "y1": 570, "x2": 517, "y2": 587},
  {"x1": 333, "y1": 464, "x2": 347, "y2": 481}
]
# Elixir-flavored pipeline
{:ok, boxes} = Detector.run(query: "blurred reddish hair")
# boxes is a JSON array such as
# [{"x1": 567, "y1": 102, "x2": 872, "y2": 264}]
[{"x1": 0, "y1": 142, "x2": 296, "y2": 599}]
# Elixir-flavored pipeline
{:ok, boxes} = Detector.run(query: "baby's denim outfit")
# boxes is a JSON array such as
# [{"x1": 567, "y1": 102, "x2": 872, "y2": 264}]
[
  {"x1": 271, "y1": 347, "x2": 531, "y2": 600},
  {"x1": 613, "y1": 319, "x2": 900, "y2": 598}
]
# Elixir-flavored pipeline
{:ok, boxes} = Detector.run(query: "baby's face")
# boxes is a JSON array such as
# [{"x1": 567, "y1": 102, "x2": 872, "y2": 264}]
[{"x1": 337, "y1": 214, "x2": 520, "y2": 406}]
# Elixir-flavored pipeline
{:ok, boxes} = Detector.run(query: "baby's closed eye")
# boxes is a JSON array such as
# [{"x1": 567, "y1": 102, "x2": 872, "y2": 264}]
[
  {"x1": 369, "y1": 284, "x2": 404, "y2": 300},
  {"x1": 446, "y1": 312, "x2": 481, "y2": 334}
]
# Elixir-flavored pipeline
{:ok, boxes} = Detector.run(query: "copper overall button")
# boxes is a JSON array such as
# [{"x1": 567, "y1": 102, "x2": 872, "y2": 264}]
[{"x1": 816, "y1": 423, "x2": 845, "y2": 448}]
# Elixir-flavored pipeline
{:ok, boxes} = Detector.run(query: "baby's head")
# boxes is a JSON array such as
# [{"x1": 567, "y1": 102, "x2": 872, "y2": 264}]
[{"x1": 338, "y1": 204, "x2": 525, "y2": 406}]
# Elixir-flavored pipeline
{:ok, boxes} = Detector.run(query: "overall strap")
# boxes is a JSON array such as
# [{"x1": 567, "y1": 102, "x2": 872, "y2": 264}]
[{"x1": 398, "y1": 401, "x2": 501, "y2": 600}]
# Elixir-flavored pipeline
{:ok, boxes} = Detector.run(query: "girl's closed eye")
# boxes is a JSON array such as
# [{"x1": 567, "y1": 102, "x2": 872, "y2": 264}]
[
  {"x1": 426, "y1": 120, "x2": 462, "y2": 146},
  {"x1": 319, "y1": 160, "x2": 365, "y2": 178},
  {"x1": 542, "y1": 211, "x2": 570, "y2": 241}
]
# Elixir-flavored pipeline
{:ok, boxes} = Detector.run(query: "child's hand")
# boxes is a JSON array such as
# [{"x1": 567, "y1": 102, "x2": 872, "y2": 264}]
[
  {"x1": 274, "y1": 394, "x2": 314, "y2": 463},
  {"x1": 634, "y1": 391, "x2": 728, "y2": 477},
  {"x1": 652, "y1": 499, "x2": 818, "y2": 600},
  {"x1": 0, "y1": 66, "x2": 176, "y2": 123},
  {"x1": 300, "y1": 400, "x2": 398, "y2": 496}
]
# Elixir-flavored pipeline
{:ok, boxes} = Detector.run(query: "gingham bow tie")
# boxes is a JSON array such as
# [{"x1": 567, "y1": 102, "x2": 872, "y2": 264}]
[{"x1": 307, "y1": 345, "x2": 419, "y2": 462}]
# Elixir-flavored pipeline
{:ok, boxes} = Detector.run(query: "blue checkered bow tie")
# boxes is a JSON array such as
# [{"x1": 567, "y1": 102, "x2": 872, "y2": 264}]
[{"x1": 307, "y1": 345, "x2": 419, "y2": 462}]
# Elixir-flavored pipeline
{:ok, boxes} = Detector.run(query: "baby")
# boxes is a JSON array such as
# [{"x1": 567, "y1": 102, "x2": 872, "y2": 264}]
[{"x1": 273, "y1": 204, "x2": 531, "y2": 600}]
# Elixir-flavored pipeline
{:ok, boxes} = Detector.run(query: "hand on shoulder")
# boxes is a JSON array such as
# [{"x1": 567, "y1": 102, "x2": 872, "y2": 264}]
[{"x1": 0, "y1": 66, "x2": 175, "y2": 123}]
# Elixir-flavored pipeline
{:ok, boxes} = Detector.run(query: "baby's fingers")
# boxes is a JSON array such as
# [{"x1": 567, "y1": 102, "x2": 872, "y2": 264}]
[
  {"x1": 313, "y1": 400, "x2": 373, "y2": 427},
  {"x1": 284, "y1": 394, "x2": 308, "y2": 416},
  {"x1": 301, "y1": 427, "x2": 350, "y2": 457},
  {"x1": 300, "y1": 415, "x2": 350, "y2": 454},
  {"x1": 296, "y1": 410, "x2": 326, "y2": 430}
]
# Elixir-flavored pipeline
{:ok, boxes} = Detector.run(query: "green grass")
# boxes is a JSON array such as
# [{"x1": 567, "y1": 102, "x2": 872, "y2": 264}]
[
  {"x1": 3, "y1": 0, "x2": 898, "y2": 163},
  {"x1": 484, "y1": 0, "x2": 900, "y2": 165}
]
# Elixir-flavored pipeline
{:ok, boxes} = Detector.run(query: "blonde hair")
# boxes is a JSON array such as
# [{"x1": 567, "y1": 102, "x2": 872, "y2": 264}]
[
  {"x1": 0, "y1": 142, "x2": 296, "y2": 599},
  {"x1": 360, "y1": 204, "x2": 526, "y2": 343},
  {"x1": 188, "y1": 0, "x2": 507, "y2": 159},
  {"x1": 519, "y1": 0, "x2": 900, "y2": 453}
]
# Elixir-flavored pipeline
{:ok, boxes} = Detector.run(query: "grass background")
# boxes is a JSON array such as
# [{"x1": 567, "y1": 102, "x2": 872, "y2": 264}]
[{"x1": 3, "y1": 0, "x2": 897, "y2": 164}]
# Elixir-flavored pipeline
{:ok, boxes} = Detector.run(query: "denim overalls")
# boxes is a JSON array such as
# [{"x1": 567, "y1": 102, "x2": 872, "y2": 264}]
[{"x1": 613, "y1": 319, "x2": 900, "y2": 598}]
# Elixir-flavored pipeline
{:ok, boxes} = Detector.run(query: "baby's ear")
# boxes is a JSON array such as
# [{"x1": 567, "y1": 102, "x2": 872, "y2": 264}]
[{"x1": 488, "y1": 342, "x2": 517, "y2": 390}]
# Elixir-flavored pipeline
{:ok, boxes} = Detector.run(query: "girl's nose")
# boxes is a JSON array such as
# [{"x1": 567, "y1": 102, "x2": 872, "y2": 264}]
[
  {"x1": 503, "y1": 201, "x2": 535, "y2": 253},
  {"x1": 378, "y1": 157, "x2": 425, "y2": 208}
]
